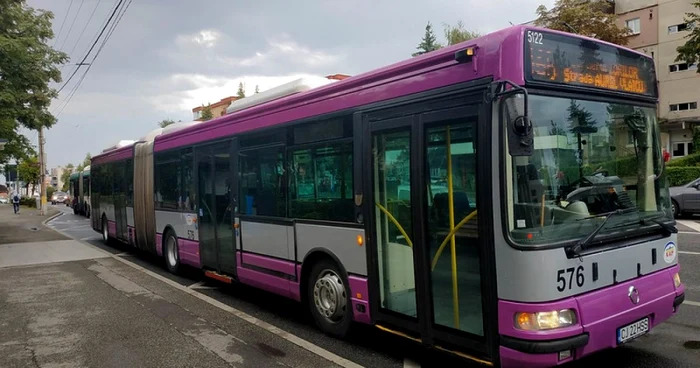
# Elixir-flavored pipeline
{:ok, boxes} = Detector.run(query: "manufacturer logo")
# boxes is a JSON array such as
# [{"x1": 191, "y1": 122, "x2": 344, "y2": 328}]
[
  {"x1": 628, "y1": 286, "x2": 640, "y2": 305},
  {"x1": 664, "y1": 242, "x2": 677, "y2": 264}
]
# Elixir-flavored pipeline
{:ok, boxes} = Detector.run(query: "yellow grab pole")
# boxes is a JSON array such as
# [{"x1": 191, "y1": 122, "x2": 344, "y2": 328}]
[{"x1": 446, "y1": 126, "x2": 459, "y2": 329}]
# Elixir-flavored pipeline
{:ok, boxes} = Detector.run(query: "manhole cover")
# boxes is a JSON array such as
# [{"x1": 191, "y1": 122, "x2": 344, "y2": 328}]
[{"x1": 684, "y1": 341, "x2": 700, "y2": 349}]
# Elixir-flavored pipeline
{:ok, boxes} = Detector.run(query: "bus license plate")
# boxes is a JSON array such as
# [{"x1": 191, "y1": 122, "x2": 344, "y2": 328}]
[{"x1": 617, "y1": 317, "x2": 649, "y2": 344}]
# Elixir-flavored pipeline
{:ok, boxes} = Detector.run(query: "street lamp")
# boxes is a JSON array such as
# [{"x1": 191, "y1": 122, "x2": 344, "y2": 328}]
[{"x1": 0, "y1": 138, "x2": 7, "y2": 151}]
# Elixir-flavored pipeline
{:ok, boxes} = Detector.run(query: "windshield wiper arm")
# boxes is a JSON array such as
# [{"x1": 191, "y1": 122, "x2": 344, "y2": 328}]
[
  {"x1": 566, "y1": 208, "x2": 637, "y2": 258},
  {"x1": 640, "y1": 215, "x2": 677, "y2": 235}
]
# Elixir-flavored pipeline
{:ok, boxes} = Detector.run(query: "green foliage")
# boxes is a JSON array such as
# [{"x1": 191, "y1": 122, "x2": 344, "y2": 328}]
[
  {"x1": 534, "y1": 0, "x2": 631, "y2": 45},
  {"x1": 413, "y1": 22, "x2": 442, "y2": 57},
  {"x1": 236, "y1": 82, "x2": 246, "y2": 98},
  {"x1": 83, "y1": 152, "x2": 91, "y2": 167},
  {"x1": 200, "y1": 104, "x2": 213, "y2": 121},
  {"x1": 0, "y1": 1, "x2": 68, "y2": 137},
  {"x1": 46, "y1": 185, "x2": 55, "y2": 198},
  {"x1": 60, "y1": 163, "x2": 73, "y2": 191},
  {"x1": 19, "y1": 196, "x2": 36, "y2": 208},
  {"x1": 443, "y1": 21, "x2": 480, "y2": 46},
  {"x1": 666, "y1": 152, "x2": 700, "y2": 167},
  {"x1": 17, "y1": 156, "x2": 39, "y2": 190},
  {"x1": 666, "y1": 167, "x2": 700, "y2": 186},
  {"x1": 675, "y1": 1, "x2": 700, "y2": 73},
  {"x1": 158, "y1": 119, "x2": 175, "y2": 128}
]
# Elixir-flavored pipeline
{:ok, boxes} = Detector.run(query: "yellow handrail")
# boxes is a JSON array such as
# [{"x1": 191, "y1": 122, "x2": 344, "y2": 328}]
[
  {"x1": 446, "y1": 127, "x2": 459, "y2": 329},
  {"x1": 430, "y1": 210, "x2": 478, "y2": 271},
  {"x1": 375, "y1": 202, "x2": 413, "y2": 248}
]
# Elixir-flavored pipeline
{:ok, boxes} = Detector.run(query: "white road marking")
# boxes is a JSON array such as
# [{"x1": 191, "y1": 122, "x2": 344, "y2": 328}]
[
  {"x1": 677, "y1": 220, "x2": 700, "y2": 233},
  {"x1": 45, "y1": 212, "x2": 364, "y2": 368},
  {"x1": 404, "y1": 358, "x2": 421, "y2": 367},
  {"x1": 684, "y1": 300, "x2": 700, "y2": 308},
  {"x1": 188, "y1": 281, "x2": 218, "y2": 290},
  {"x1": 80, "y1": 236, "x2": 101, "y2": 241},
  {"x1": 114, "y1": 252, "x2": 131, "y2": 256},
  {"x1": 679, "y1": 231, "x2": 700, "y2": 235},
  {"x1": 679, "y1": 251, "x2": 700, "y2": 255}
]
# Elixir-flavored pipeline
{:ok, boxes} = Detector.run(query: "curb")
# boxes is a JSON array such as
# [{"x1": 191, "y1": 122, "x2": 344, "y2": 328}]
[{"x1": 42, "y1": 210, "x2": 64, "y2": 227}]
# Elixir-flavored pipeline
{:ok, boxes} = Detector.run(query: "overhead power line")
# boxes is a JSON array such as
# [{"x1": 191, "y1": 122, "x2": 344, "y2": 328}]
[
  {"x1": 53, "y1": 0, "x2": 75, "y2": 47},
  {"x1": 68, "y1": 0, "x2": 103, "y2": 57},
  {"x1": 56, "y1": 0, "x2": 125, "y2": 95},
  {"x1": 58, "y1": 0, "x2": 86, "y2": 52},
  {"x1": 54, "y1": 0, "x2": 133, "y2": 118}
]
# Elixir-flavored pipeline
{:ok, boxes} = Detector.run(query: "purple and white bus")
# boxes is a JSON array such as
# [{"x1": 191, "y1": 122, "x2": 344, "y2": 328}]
[{"x1": 90, "y1": 26, "x2": 685, "y2": 367}]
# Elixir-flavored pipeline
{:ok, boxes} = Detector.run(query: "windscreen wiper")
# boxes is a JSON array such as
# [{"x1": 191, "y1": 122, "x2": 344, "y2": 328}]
[
  {"x1": 639, "y1": 215, "x2": 678, "y2": 235},
  {"x1": 566, "y1": 208, "x2": 637, "y2": 259}
]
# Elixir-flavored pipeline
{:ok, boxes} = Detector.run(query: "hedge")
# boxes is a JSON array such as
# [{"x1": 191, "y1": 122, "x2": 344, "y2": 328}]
[
  {"x1": 666, "y1": 152, "x2": 700, "y2": 167},
  {"x1": 666, "y1": 167, "x2": 700, "y2": 187},
  {"x1": 19, "y1": 197, "x2": 37, "y2": 208}
]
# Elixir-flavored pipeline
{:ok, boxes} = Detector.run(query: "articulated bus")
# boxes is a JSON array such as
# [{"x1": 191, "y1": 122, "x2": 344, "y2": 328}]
[
  {"x1": 69, "y1": 167, "x2": 91, "y2": 217},
  {"x1": 90, "y1": 26, "x2": 685, "y2": 367}
]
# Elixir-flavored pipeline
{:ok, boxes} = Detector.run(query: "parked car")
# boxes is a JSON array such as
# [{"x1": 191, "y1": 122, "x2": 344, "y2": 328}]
[
  {"x1": 670, "y1": 178, "x2": 700, "y2": 218},
  {"x1": 51, "y1": 191, "x2": 68, "y2": 205}
]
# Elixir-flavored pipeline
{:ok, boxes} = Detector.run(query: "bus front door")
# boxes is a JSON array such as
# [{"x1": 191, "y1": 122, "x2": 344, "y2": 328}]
[
  {"x1": 196, "y1": 141, "x2": 236, "y2": 275},
  {"x1": 364, "y1": 101, "x2": 494, "y2": 362}
]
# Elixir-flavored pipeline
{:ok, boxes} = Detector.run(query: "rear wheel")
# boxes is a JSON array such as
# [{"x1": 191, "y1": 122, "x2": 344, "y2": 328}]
[
  {"x1": 307, "y1": 259, "x2": 352, "y2": 338},
  {"x1": 164, "y1": 231, "x2": 180, "y2": 274}
]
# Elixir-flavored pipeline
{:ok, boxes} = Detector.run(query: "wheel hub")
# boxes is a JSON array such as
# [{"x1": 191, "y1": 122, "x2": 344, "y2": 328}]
[
  {"x1": 313, "y1": 270, "x2": 347, "y2": 322},
  {"x1": 167, "y1": 237, "x2": 177, "y2": 267}
]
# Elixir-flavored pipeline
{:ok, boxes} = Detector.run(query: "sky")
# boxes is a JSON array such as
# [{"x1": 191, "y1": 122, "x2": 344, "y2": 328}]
[{"x1": 19, "y1": 0, "x2": 554, "y2": 172}]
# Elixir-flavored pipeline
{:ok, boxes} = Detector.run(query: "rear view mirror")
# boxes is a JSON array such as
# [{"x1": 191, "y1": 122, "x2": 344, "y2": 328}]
[
  {"x1": 489, "y1": 80, "x2": 533, "y2": 156},
  {"x1": 503, "y1": 92, "x2": 533, "y2": 157}
]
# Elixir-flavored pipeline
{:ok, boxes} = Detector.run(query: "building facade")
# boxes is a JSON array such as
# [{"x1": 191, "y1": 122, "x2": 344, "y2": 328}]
[{"x1": 616, "y1": 0, "x2": 700, "y2": 159}]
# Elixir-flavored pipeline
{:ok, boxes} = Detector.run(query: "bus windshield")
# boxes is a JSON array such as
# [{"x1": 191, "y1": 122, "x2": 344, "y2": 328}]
[{"x1": 506, "y1": 94, "x2": 671, "y2": 245}]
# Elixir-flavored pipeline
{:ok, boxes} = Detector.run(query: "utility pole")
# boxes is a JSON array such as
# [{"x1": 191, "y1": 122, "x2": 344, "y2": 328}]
[{"x1": 38, "y1": 127, "x2": 47, "y2": 216}]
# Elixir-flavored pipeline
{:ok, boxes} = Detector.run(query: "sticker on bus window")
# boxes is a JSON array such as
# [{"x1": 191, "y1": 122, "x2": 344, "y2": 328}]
[
  {"x1": 516, "y1": 219, "x2": 526, "y2": 228},
  {"x1": 664, "y1": 242, "x2": 676, "y2": 264}
]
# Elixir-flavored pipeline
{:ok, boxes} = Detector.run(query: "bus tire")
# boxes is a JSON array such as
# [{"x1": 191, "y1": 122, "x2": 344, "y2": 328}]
[
  {"x1": 101, "y1": 216, "x2": 109, "y2": 244},
  {"x1": 163, "y1": 230, "x2": 180, "y2": 274},
  {"x1": 672, "y1": 200, "x2": 680, "y2": 218},
  {"x1": 307, "y1": 258, "x2": 351, "y2": 338},
  {"x1": 86, "y1": 206, "x2": 90, "y2": 219}
]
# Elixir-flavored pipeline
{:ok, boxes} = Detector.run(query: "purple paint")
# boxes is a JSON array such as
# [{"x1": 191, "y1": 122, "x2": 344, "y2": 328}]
[
  {"x1": 241, "y1": 252, "x2": 296, "y2": 276},
  {"x1": 237, "y1": 265, "x2": 300, "y2": 302},
  {"x1": 498, "y1": 265, "x2": 682, "y2": 367},
  {"x1": 155, "y1": 233, "x2": 163, "y2": 257},
  {"x1": 107, "y1": 220, "x2": 117, "y2": 238},
  {"x1": 92, "y1": 145, "x2": 133, "y2": 165},
  {"x1": 348, "y1": 275, "x2": 371, "y2": 324},
  {"x1": 178, "y1": 238, "x2": 201, "y2": 268}
]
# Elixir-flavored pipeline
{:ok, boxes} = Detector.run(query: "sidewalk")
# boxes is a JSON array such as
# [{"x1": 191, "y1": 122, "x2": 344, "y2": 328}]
[
  {"x1": 0, "y1": 209, "x2": 346, "y2": 368},
  {"x1": 0, "y1": 203, "x2": 67, "y2": 244}
]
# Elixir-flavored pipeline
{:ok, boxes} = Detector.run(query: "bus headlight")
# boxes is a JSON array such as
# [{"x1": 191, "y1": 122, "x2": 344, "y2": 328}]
[
  {"x1": 673, "y1": 273, "x2": 681, "y2": 289},
  {"x1": 514, "y1": 309, "x2": 577, "y2": 331}
]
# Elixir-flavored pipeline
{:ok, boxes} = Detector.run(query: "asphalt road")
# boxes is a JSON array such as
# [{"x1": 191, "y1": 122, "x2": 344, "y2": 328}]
[{"x1": 46, "y1": 205, "x2": 700, "y2": 367}]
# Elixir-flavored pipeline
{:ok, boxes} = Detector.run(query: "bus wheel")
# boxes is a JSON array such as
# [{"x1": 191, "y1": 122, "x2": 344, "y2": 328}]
[
  {"x1": 307, "y1": 259, "x2": 351, "y2": 338},
  {"x1": 101, "y1": 216, "x2": 109, "y2": 244},
  {"x1": 164, "y1": 231, "x2": 180, "y2": 274},
  {"x1": 672, "y1": 200, "x2": 680, "y2": 218}
]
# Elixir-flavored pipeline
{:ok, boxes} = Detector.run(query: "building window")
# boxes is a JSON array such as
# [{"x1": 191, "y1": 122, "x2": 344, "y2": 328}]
[
  {"x1": 668, "y1": 22, "x2": 694, "y2": 34},
  {"x1": 670, "y1": 102, "x2": 698, "y2": 112},
  {"x1": 673, "y1": 142, "x2": 694, "y2": 157},
  {"x1": 669, "y1": 62, "x2": 697, "y2": 72},
  {"x1": 626, "y1": 18, "x2": 641, "y2": 34}
]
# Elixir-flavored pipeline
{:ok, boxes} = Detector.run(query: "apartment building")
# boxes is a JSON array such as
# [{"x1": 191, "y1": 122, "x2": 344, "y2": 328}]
[
  {"x1": 192, "y1": 74, "x2": 351, "y2": 121},
  {"x1": 616, "y1": 0, "x2": 700, "y2": 159}
]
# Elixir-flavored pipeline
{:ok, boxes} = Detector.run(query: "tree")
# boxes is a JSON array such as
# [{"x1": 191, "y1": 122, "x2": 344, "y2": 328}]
[
  {"x1": 158, "y1": 119, "x2": 175, "y2": 128},
  {"x1": 534, "y1": 0, "x2": 631, "y2": 46},
  {"x1": 200, "y1": 104, "x2": 213, "y2": 121},
  {"x1": 236, "y1": 82, "x2": 246, "y2": 98},
  {"x1": 443, "y1": 21, "x2": 480, "y2": 46},
  {"x1": 82, "y1": 153, "x2": 91, "y2": 167},
  {"x1": 17, "y1": 156, "x2": 40, "y2": 192},
  {"x1": 412, "y1": 22, "x2": 442, "y2": 57},
  {"x1": 675, "y1": 1, "x2": 700, "y2": 73},
  {"x1": 60, "y1": 163, "x2": 73, "y2": 191},
  {"x1": 255, "y1": 85, "x2": 260, "y2": 94},
  {"x1": 0, "y1": 0, "x2": 68, "y2": 165}
]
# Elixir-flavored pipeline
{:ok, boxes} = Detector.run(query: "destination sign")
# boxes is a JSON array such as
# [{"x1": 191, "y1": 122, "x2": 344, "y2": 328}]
[{"x1": 524, "y1": 30, "x2": 657, "y2": 97}]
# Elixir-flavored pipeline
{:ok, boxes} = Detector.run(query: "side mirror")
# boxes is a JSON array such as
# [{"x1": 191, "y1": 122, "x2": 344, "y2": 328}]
[{"x1": 503, "y1": 92, "x2": 533, "y2": 156}]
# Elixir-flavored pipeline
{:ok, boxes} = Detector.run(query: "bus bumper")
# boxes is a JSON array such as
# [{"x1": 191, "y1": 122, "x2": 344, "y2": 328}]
[{"x1": 498, "y1": 264, "x2": 684, "y2": 368}]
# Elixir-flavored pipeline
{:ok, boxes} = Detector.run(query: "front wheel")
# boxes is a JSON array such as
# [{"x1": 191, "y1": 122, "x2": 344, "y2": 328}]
[
  {"x1": 164, "y1": 231, "x2": 180, "y2": 274},
  {"x1": 672, "y1": 200, "x2": 680, "y2": 218},
  {"x1": 307, "y1": 259, "x2": 352, "y2": 338}
]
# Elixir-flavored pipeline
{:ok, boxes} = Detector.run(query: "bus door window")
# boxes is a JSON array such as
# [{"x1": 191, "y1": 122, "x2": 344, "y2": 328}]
[{"x1": 425, "y1": 121, "x2": 483, "y2": 335}]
